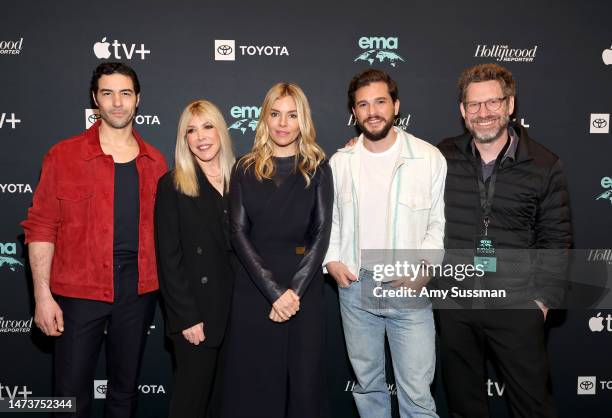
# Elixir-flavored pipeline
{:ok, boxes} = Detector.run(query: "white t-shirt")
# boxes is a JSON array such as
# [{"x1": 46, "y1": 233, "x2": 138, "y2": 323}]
[{"x1": 359, "y1": 136, "x2": 401, "y2": 270}]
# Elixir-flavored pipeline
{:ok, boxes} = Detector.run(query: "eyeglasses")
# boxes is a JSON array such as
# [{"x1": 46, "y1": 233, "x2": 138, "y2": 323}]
[{"x1": 463, "y1": 97, "x2": 507, "y2": 114}]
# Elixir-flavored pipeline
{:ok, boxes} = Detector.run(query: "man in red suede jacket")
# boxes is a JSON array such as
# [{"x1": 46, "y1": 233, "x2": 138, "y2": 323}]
[{"x1": 22, "y1": 62, "x2": 167, "y2": 418}]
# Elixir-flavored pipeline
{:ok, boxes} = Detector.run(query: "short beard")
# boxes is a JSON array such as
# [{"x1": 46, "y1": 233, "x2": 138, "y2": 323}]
[
  {"x1": 358, "y1": 117, "x2": 395, "y2": 142},
  {"x1": 469, "y1": 115, "x2": 509, "y2": 144}
]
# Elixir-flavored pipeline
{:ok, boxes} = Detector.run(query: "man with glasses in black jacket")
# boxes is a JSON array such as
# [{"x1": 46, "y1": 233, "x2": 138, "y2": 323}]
[{"x1": 436, "y1": 63, "x2": 572, "y2": 418}]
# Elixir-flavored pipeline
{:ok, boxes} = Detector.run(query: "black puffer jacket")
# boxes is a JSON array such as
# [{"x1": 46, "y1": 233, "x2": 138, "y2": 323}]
[{"x1": 436, "y1": 123, "x2": 573, "y2": 308}]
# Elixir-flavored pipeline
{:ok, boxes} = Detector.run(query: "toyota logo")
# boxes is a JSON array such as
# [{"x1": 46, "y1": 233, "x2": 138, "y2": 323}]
[
  {"x1": 217, "y1": 44, "x2": 232, "y2": 55},
  {"x1": 593, "y1": 118, "x2": 608, "y2": 129},
  {"x1": 96, "y1": 384, "x2": 108, "y2": 394},
  {"x1": 579, "y1": 381, "x2": 594, "y2": 390},
  {"x1": 88, "y1": 113, "x2": 101, "y2": 124}
]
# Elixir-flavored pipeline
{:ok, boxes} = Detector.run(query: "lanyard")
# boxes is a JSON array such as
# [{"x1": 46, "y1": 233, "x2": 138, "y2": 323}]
[{"x1": 474, "y1": 138, "x2": 510, "y2": 235}]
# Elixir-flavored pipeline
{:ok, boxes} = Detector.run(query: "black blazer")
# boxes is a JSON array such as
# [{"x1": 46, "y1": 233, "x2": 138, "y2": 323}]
[{"x1": 154, "y1": 169, "x2": 233, "y2": 347}]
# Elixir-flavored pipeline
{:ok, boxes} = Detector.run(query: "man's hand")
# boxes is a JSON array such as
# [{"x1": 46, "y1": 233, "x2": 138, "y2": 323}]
[
  {"x1": 34, "y1": 295, "x2": 64, "y2": 336},
  {"x1": 345, "y1": 137, "x2": 358, "y2": 147},
  {"x1": 391, "y1": 260, "x2": 432, "y2": 292},
  {"x1": 182, "y1": 322, "x2": 205, "y2": 345},
  {"x1": 272, "y1": 289, "x2": 300, "y2": 321},
  {"x1": 535, "y1": 300, "x2": 548, "y2": 320},
  {"x1": 326, "y1": 261, "x2": 358, "y2": 288}
]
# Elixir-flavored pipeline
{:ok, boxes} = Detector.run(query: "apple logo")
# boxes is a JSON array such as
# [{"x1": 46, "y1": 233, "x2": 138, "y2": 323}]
[
  {"x1": 603, "y1": 45, "x2": 612, "y2": 65},
  {"x1": 589, "y1": 312, "x2": 605, "y2": 332},
  {"x1": 93, "y1": 37, "x2": 111, "y2": 59}
]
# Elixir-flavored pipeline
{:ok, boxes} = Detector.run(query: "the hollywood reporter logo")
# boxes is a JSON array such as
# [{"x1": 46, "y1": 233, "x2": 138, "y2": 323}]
[{"x1": 0, "y1": 38, "x2": 23, "y2": 55}]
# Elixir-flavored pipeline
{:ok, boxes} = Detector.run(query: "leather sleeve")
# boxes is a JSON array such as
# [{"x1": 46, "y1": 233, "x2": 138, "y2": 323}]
[
  {"x1": 229, "y1": 165, "x2": 285, "y2": 304},
  {"x1": 290, "y1": 162, "x2": 334, "y2": 297}
]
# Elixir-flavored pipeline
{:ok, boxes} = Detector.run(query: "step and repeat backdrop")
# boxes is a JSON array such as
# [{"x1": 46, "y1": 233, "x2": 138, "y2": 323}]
[{"x1": 1, "y1": 0, "x2": 611, "y2": 416}]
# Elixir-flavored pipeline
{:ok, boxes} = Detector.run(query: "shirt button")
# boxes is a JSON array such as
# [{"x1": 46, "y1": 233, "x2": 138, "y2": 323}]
[
  {"x1": 196, "y1": 246, "x2": 203, "y2": 255},
  {"x1": 200, "y1": 276, "x2": 208, "y2": 285}
]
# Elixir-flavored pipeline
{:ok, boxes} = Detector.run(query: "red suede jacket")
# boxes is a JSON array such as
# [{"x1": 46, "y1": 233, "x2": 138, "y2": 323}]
[{"x1": 22, "y1": 121, "x2": 168, "y2": 302}]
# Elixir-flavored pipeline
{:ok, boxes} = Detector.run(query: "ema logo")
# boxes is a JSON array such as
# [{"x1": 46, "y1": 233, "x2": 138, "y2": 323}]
[
  {"x1": 590, "y1": 113, "x2": 610, "y2": 134},
  {"x1": 588, "y1": 312, "x2": 612, "y2": 332},
  {"x1": 354, "y1": 36, "x2": 405, "y2": 67},
  {"x1": 0, "y1": 316, "x2": 32, "y2": 334},
  {"x1": 229, "y1": 105, "x2": 261, "y2": 134},
  {"x1": 0, "y1": 184, "x2": 32, "y2": 194},
  {"x1": 93, "y1": 37, "x2": 150, "y2": 60},
  {"x1": 602, "y1": 45, "x2": 612, "y2": 65},
  {"x1": 474, "y1": 44, "x2": 538, "y2": 63},
  {"x1": 0, "y1": 38, "x2": 23, "y2": 55},
  {"x1": 0, "y1": 243, "x2": 23, "y2": 272},
  {"x1": 94, "y1": 380, "x2": 166, "y2": 399},
  {"x1": 214, "y1": 40, "x2": 288, "y2": 61},
  {"x1": 0, "y1": 113, "x2": 21, "y2": 129},
  {"x1": 85, "y1": 109, "x2": 160, "y2": 129},
  {"x1": 577, "y1": 376, "x2": 597, "y2": 395},
  {"x1": 347, "y1": 113, "x2": 411, "y2": 131},
  {"x1": 596, "y1": 176, "x2": 612, "y2": 204}
]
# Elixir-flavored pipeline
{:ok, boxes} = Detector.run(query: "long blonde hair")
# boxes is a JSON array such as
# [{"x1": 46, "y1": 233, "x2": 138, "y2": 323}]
[
  {"x1": 241, "y1": 83, "x2": 325, "y2": 187},
  {"x1": 173, "y1": 100, "x2": 235, "y2": 196}
]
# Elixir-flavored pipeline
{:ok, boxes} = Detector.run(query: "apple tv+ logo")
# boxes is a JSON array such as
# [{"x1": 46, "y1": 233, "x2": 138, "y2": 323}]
[
  {"x1": 588, "y1": 312, "x2": 612, "y2": 332},
  {"x1": 93, "y1": 37, "x2": 150, "y2": 60}
]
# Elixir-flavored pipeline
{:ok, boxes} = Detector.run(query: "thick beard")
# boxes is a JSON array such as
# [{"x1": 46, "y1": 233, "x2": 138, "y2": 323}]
[
  {"x1": 358, "y1": 117, "x2": 395, "y2": 142},
  {"x1": 99, "y1": 108, "x2": 136, "y2": 130},
  {"x1": 469, "y1": 115, "x2": 509, "y2": 144}
]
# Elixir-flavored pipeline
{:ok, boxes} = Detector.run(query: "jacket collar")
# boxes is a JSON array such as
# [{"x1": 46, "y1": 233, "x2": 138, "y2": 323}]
[{"x1": 81, "y1": 120, "x2": 158, "y2": 161}]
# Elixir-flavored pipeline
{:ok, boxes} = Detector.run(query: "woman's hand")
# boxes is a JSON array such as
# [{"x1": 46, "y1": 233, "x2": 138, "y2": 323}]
[
  {"x1": 182, "y1": 322, "x2": 205, "y2": 345},
  {"x1": 271, "y1": 289, "x2": 300, "y2": 321},
  {"x1": 269, "y1": 307, "x2": 287, "y2": 323}
]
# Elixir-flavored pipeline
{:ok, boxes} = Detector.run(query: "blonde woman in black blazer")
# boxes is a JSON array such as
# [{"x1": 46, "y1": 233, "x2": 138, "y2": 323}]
[{"x1": 154, "y1": 100, "x2": 235, "y2": 418}]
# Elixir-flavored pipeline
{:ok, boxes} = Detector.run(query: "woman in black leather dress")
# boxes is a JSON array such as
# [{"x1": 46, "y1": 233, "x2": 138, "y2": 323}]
[{"x1": 222, "y1": 83, "x2": 333, "y2": 418}]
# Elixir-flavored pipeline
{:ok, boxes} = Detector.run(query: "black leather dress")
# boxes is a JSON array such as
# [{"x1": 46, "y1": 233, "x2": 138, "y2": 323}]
[{"x1": 221, "y1": 156, "x2": 333, "y2": 418}]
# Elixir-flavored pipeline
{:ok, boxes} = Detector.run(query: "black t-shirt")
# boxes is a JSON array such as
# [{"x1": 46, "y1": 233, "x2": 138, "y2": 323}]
[{"x1": 113, "y1": 159, "x2": 140, "y2": 260}]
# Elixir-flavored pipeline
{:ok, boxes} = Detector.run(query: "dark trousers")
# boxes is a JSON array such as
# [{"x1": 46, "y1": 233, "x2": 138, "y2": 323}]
[
  {"x1": 168, "y1": 336, "x2": 220, "y2": 418},
  {"x1": 437, "y1": 307, "x2": 557, "y2": 418},
  {"x1": 53, "y1": 260, "x2": 157, "y2": 418}
]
